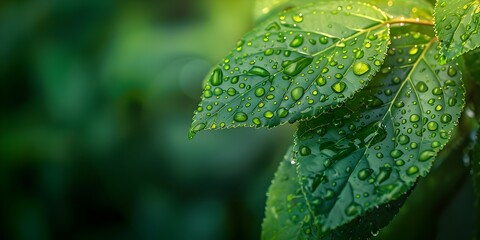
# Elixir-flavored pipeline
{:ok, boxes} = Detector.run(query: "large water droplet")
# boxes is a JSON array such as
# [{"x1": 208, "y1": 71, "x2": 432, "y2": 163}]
[
  {"x1": 234, "y1": 112, "x2": 248, "y2": 122},
  {"x1": 255, "y1": 87, "x2": 265, "y2": 97},
  {"x1": 390, "y1": 149, "x2": 403, "y2": 158},
  {"x1": 248, "y1": 66, "x2": 270, "y2": 77},
  {"x1": 210, "y1": 68, "x2": 223, "y2": 86},
  {"x1": 448, "y1": 66, "x2": 457, "y2": 77},
  {"x1": 376, "y1": 167, "x2": 392, "y2": 183},
  {"x1": 440, "y1": 113, "x2": 452, "y2": 123},
  {"x1": 189, "y1": 123, "x2": 206, "y2": 139},
  {"x1": 331, "y1": 82, "x2": 346, "y2": 93},
  {"x1": 415, "y1": 81, "x2": 428, "y2": 93},
  {"x1": 277, "y1": 108, "x2": 289, "y2": 118},
  {"x1": 316, "y1": 76, "x2": 327, "y2": 86},
  {"x1": 410, "y1": 114, "x2": 420, "y2": 122},
  {"x1": 398, "y1": 135, "x2": 410, "y2": 145},
  {"x1": 407, "y1": 166, "x2": 419, "y2": 175},
  {"x1": 290, "y1": 34, "x2": 304, "y2": 47},
  {"x1": 283, "y1": 57, "x2": 313, "y2": 76},
  {"x1": 291, "y1": 87, "x2": 305, "y2": 101},
  {"x1": 264, "y1": 111, "x2": 274, "y2": 119},
  {"x1": 427, "y1": 121, "x2": 438, "y2": 131},
  {"x1": 419, "y1": 150, "x2": 435, "y2": 162},
  {"x1": 299, "y1": 145, "x2": 311, "y2": 156},
  {"x1": 358, "y1": 168, "x2": 373, "y2": 180},
  {"x1": 353, "y1": 62, "x2": 370, "y2": 76}
]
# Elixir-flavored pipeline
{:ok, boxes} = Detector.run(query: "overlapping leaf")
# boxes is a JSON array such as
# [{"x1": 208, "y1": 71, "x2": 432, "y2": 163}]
[
  {"x1": 262, "y1": 146, "x2": 410, "y2": 239},
  {"x1": 262, "y1": 146, "x2": 315, "y2": 240},
  {"x1": 434, "y1": 0, "x2": 480, "y2": 60},
  {"x1": 189, "y1": 1, "x2": 391, "y2": 138},
  {"x1": 294, "y1": 32, "x2": 465, "y2": 234}
]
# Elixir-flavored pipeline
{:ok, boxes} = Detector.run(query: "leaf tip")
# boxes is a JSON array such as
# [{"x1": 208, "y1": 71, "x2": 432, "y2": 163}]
[{"x1": 189, "y1": 122, "x2": 206, "y2": 140}]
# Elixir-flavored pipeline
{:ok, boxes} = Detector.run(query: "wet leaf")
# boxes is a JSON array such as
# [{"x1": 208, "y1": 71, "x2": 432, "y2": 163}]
[
  {"x1": 294, "y1": 32, "x2": 465, "y2": 236},
  {"x1": 434, "y1": 0, "x2": 480, "y2": 60},
  {"x1": 190, "y1": 1, "x2": 390, "y2": 139},
  {"x1": 261, "y1": 146, "x2": 316, "y2": 240}
]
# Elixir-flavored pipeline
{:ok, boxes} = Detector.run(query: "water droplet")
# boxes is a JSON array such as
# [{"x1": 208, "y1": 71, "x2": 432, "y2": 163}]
[
  {"x1": 324, "y1": 189, "x2": 335, "y2": 200},
  {"x1": 189, "y1": 123, "x2": 206, "y2": 139},
  {"x1": 319, "y1": 36, "x2": 328, "y2": 44},
  {"x1": 395, "y1": 159, "x2": 405, "y2": 166},
  {"x1": 255, "y1": 87, "x2": 265, "y2": 97},
  {"x1": 409, "y1": 46, "x2": 419, "y2": 55},
  {"x1": 214, "y1": 87, "x2": 223, "y2": 96},
  {"x1": 448, "y1": 66, "x2": 457, "y2": 77},
  {"x1": 292, "y1": 14, "x2": 304, "y2": 23},
  {"x1": 398, "y1": 135, "x2": 410, "y2": 145},
  {"x1": 204, "y1": 90, "x2": 213, "y2": 98},
  {"x1": 345, "y1": 203, "x2": 362, "y2": 216},
  {"x1": 331, "y1": 82, "x2": 346, "y2": 93},
  {"x1": 427, "y1": 121, "x2": 438, "y2": 131},
  {"x1": 227, "y1": 88, "x2": 237, "y2": 96},
  {"x1": 415, "y1": 81, "x2": 428, "y2": 93},
  {"x1": 390, "y1": 149, "x2": 404, "y2": 158},
  {"x1": 290, "y1": 34, "x2": 304, "y2": 47},
  {"x1": 248, "y1": 66, "x2": 270, "y2": 77},
  {"x1": 440, "y1": 113, "x2": 452, "y2": 123},
  {"x1": 448, "y1": 97, "x2": 457, "y2": 106},
  {"x1": 299, "y1": 145, "x2": 311, "y2": 156},
  {"x1": 353, "y1": 62, "x2": 370, "y2": 76},
  {"x1": 283, "y1": 57, "x2": 313, "y2": 76},
  {"x1": 291, "y1": 87, "x2": 305, "y2": 101},
  {"x1": 358, "y1": 168, "x2": 373, "y2": 180},
  {"x1": 316, "y1": 76, "x2": 327, "y2": 86},
  {"x1": 376, "y1": 167, "x2": 392, "y2": 183},
  {"x1": 419, "y1": 150, "x2": 436, "y2": 162},
  {"x1": 253, "y1": 118, "x2": 261, "y2": 125},
  {"x1": 210, "y1": 68, "x2": 223, "y2": 86},
  {"x1": 264, "y1": 48, "x2": 274, "y2": 56},
  {"x1": 277, "y1": 108, "x2": 289, "y2": 118},
  {"x1": 335, "y1": 73, "x2": 343, "y2": 79},
  {"x1": 410, "y1": 114, "x2": 420, "y2": 122},
  {"x1": 432, "y1": 87, "x2": 443, "y2": 95},
  {"x1": 234, "y1": 112, "x2": 248, "y2": 122},
  {"x1": 407, "y1": 166, "x2": 419, "y2": 175},
  {"x1": 264, "y1": 111, "x2": 274, "y2": 119},
  {"x1": 355, "y1": 50, "x2": 364, "y2": 59}
]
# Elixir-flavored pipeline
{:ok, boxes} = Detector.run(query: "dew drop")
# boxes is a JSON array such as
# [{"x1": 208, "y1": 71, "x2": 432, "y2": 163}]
[
  {"x1": 299, "y1": 145, "x2": 311, "y2": 156},
  {"x1": 292, "y1": 14, "x2": 304, "y2": 23},
  {"x1": 407, "y1": 166, "x2": 419, "y2": 175},
  {"x1": 376, "y1": 167, "x2": 392, "y2": 183},
  {"x1": 227, "y1": 88, "x2": 237, "y2": 96},
  {"x1": 331, "y1": 82, "x2": 346, "y2": 93},
  {"x1": 255, "y1": 87, "x2": 266, "y2": 97},
  {"x1": 345, "y1": 203, "x2": 362, "y2": 216},
  {"x1": 398, "y1": 135, "x2": 410, "y2": 145},
  {"x1": 291, "y1": 87, "x2": 305, "y2": 101},
  {"x1": 440, "y1": 113, "x2": 452, "y2": 123},
  {"x1": 448, "y1": 66, "x2": 457, "y2": 77},
  {"x1": 427, "y1": 121, "x2": 438, "y2": 131},
  {"x1": 290, "y1": 34, "x2": 304, "y2": 47},
  {"x1": 283, "y1": 57, "x2": 313, "y2": 76},
  {"x1": 358, "y1": 168, "x2": 373, "y2": 180},
  {"x1": 264, "y1": 111, "x2": 274, "y2": 119},
  {"x1": 277, "y1": 108, "x2": 289, "y2": 118},
  {"x1": 415, "y1": 81, "x2": 428, "y2": 93},
  {"x1": 264, "y1": 48, "x2": 274, "y2": 56},
  {"x1": 353, "y1": 62, "x2": 370, "y2": 76},
  {"x1": 210, "y1": 68, "x2": 223, "y2": 86},
  {"x1": 390, "y1": 149, "x2": 404, "y2": 158},
  {"x1": 410, "y1": 114, "x2": 420, "y2": 122},
  {"x1": 234, "y1": 112, "x2": 248, "y2": 122},
  {"x1": 409, "y1": 46, "x2": 419, "y2": 55},
  {"x1": 248, "y1": 66, "x2": 270, "y2": 77},
  {"x1": 316, "y1": 76, "x2": 327, "y2": 86}
]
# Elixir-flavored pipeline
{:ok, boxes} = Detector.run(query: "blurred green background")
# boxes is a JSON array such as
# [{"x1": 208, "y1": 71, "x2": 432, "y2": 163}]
[
  {"x1": 0, "y1": 0, "x2": 296, "y2": 239},
  {"x1": 0, "y1": 0, "x2": 477, "y2": 239}
]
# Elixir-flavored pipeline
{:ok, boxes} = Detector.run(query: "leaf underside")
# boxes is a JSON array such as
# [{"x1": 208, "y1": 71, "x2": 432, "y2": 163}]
[
  {"x1": 434, "y1": 0, "x2": 480, "y2": 60},
  {"x1": 294, "y1": 31, "x2": 465, "y2": 235},
  {"x1": 190, "y1": 1, "x2": 391, "y2": 138}
]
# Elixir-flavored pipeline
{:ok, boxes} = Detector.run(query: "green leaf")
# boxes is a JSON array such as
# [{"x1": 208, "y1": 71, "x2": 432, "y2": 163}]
[
  {"x1": 190, "y1": 1, "x2": 390, "y2": 139},
  {"x1": 294, "y1": 32, "x2": 465, "y2": 236},
  {"x1": 434, "y1": 0, "x2": 480, "y2": 60},
  {"x1": 261, "y1": 146, "x2": 316, "y2": 240},
  {"x1": 261, "y1": 146, "x2": 409, "y2": 240}
]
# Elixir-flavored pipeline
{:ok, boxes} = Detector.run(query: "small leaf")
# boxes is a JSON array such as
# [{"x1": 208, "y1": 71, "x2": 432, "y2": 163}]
[
  {"x1": 294, "y1": 32, "x2": 465, "y2": 235},
  {"x1": 261, "y1": 146, "x2": 316, "y2": 240},
  {"x1": 190, "y1": 1, "x2": 390, "y2": 138},
  {"x1": 366, "y1": 0, "x2": 434, "y2": 19},
  {"x1": 434, "y1": 0, "x2": 480, "y2": 60}
]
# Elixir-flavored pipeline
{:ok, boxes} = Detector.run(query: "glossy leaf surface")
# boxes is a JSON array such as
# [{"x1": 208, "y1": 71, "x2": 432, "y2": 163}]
[
  {"x1": 294, "y1": 32, "x2": 465, "y2": 233},
  {"x1": 190, "y1": 1, "x2": 390, "y2": 138},
  {"x1": 434, "y1": 0, "x2": 480, "y2": 60}
]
